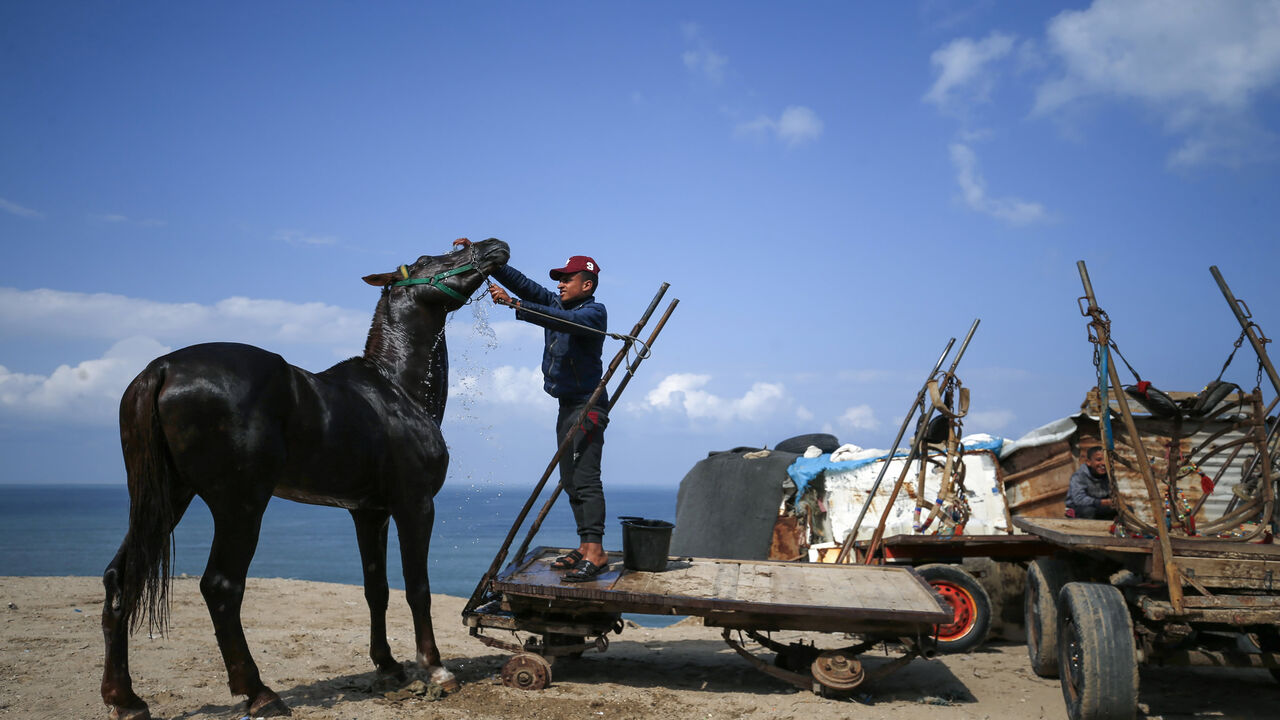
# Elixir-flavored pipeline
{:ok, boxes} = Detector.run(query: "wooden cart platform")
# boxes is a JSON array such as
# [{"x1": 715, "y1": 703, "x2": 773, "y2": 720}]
[
  {"x1": 862, "y1": 532, "x2": 1057, "y2": 562},
  {"x1": 1014, "y1": 516, "x2": 1280, "y2": 594},
  {"x1": 487, "y1": 546, "x2": 949, "y2": 630},
  {"x1": 1014, "y1": 516, "x2": 1280, "y2": 558},
  {"x1": 465, "y1": 547, "x2": 950, "y2": 694}
]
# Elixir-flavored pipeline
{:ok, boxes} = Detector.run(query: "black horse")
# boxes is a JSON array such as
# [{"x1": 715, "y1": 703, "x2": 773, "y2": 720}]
[{"x1": 100, "y1": 238, "x2": 510, "y2": 719}]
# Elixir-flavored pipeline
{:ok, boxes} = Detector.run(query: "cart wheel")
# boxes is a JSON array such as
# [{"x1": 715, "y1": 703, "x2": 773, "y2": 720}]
[
  {"x1": 810, "y1": 649, "x2": 865, "y2": 694},
  {"x1": 1026, "y1": 557, "x2": 1072, "y2": 677},
  {"x1": 1246, "y1": 628, "x2": 1280, "y2": 685},
  {"x1": 1057, "y1": 582, "x2": 1138, "y2": 720},
  {"x1": 917, "y1": 564, "x2": 991, "y2": 653},
  {"x1": 501, "y1": 652, "x2": 553, "y2": 691}
]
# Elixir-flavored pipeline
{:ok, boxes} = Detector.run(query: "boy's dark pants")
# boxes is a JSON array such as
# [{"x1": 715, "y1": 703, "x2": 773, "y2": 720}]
[{"x1": 556, "y1": 402, "x2": 606, "y2": 544}]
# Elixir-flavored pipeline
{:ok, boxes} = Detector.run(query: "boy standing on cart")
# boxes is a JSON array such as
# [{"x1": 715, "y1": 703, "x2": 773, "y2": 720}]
[{"x1": 453, "y1": 239, "x2": 610, "y2": 582}]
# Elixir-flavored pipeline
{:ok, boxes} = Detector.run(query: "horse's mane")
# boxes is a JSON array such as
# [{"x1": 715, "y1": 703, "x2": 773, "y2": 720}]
[{"x1": 361, "y1": 288, "x2": 448, "y2": 424}]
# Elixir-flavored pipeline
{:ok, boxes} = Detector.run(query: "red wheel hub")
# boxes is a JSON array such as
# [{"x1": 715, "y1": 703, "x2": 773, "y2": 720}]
[{"x1": 931, "y1": 581, "x2": 976, "y2": 640}]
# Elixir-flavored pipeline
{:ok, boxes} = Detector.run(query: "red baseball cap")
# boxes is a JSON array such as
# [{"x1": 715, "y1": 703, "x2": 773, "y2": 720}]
[{"x1": 549, "y1": 256, "x2": 601, "y2": 280}]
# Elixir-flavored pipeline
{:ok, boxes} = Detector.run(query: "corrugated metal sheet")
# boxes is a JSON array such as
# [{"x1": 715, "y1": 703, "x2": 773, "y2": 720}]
[{"x1": 1001, "y1": 387, "x2": 1275, "y2": 539}]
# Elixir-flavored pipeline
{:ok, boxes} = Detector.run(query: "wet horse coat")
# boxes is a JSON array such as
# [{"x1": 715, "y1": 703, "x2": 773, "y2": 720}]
[{"x1": 100, "y1": 239, "x2": 510, "y2": 719}]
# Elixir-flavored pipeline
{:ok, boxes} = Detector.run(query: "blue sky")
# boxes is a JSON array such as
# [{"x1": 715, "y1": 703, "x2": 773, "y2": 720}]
[{"x1": 3, "y1": 1, "x2": 1280, "y2": 492}]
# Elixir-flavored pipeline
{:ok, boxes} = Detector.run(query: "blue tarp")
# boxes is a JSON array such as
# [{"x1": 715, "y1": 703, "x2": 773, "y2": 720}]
[{"x1": 786, "y1": 436, "x2": 1005, "y2": 496}]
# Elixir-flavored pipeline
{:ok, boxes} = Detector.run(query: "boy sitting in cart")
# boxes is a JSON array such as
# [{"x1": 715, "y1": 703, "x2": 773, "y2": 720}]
[{"x1": 1066, "y1": 445, "x2": 1116, "y2": 520}]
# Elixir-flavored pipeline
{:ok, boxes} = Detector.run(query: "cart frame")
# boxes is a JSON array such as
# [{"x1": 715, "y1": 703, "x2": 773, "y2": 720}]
[{"x1": 465, "y1": 546, "x2": 950, "y2": 694}]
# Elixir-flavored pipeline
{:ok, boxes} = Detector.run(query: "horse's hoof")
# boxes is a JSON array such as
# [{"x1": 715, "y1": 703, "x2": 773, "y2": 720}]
[
  {"x1": 429, "y1": 667, "x2": 460, "y2": 694},
  {"x1": 248, "y1": 690, "x2": 292, "y2": 717},
  {"x1": 109, "y1": 706, "x2": 151, "y2": 720}
]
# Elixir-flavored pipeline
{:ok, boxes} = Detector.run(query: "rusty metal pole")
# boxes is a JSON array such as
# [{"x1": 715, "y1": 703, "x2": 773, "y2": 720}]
[
  {"x1": 1210, "y1": 266, "x2": 1280, "y2": 538},
  {"x1": 832, "y1": 337, "x2": 955, "y2": 564},
  {"x1": 861, "y1": 319, "x2": 980, "y2": 564},
  {"x1": 462, "y1": 283, "x2": 673, "y2": 616},
  {"x1": 1078, "y1": 260, "x2": 1183, "y2": 611},
  {"x1": 1210, "y1": 266, "x2": 1280, "y2": 398}
]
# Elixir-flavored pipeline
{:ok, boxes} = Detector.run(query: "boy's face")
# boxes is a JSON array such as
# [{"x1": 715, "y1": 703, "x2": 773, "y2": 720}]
[
  {"x1": 558, "y1": 272, "x2": 593, "y2": 304},
  {"x1": 1086, "y1": 450, "x2": 1108, "y2": 477}
]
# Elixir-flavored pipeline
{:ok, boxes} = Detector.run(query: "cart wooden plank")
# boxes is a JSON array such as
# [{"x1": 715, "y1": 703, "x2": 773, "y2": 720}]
[
  {"x1": 491, "y1": 547, "x2": 950, "y2": 630},
  {"x1": 867, "y1": 533, "x2": 1057, "y2": 561},
  {"x1": 1013, "y1": 517, "x2": 1280, "y2": 560}
]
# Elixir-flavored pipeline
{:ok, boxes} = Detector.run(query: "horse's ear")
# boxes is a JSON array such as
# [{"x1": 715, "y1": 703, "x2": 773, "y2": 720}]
[{"x1": 363, "y1": 272, "x2": 398, "y2": 287}]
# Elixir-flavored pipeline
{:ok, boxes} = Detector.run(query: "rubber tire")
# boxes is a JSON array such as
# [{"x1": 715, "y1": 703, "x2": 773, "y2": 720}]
[
  {"x1": 1057, "y1": 582, "x2": 1138, "y2": 720},
  {"x1": 774, "y1": 433, "x2": 840, "y2": 455},
  {"x1": 1247, "y1": 628, "x2": 1280, "y2": 685},
  {"x1": 917, "y1": 563, "x2": 992, "y2": 654},
  {"x1": 1025, "y1": 557, "x2": 1072, "y2": 677}
]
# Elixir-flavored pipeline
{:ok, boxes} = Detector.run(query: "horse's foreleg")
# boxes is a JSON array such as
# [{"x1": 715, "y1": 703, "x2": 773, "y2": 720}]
[
  {"x1": 350, "y1": 509, "x2": 403, "y2": 683},
  {"x1": 101, "y1": 543, "x2": 150, "y2": 720},
  {"x1": 393, "y1": 503, "x2": 458, "y2": 692},
  {"x1": 201, "y1": 507, "x2": 290, "y2": 717}
]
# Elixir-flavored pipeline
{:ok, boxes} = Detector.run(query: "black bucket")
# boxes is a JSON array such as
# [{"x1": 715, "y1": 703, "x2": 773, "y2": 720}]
[{"x1": 621, "y1": 518, "x2": 674, "y2": 572}]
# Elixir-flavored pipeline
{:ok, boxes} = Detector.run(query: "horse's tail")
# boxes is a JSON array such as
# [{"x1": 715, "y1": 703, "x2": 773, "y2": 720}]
[{"x1": 117, "y1": 360, "x2": 177, "y2": 636}]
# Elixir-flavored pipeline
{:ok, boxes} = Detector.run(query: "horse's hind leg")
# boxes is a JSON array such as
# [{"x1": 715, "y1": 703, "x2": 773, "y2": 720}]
[
  {"x1": 101, "y1": 489, "x2": 194, "y2": 720},
  {"x1": 200, "y1": 501, "x2": 291, "y2": 717},
  {"x1": 350, "y1": 509, "x2": 405, "y2": 685},
  {"x1": 101, "y1": 540, "x2": 150, "y2": 720}
]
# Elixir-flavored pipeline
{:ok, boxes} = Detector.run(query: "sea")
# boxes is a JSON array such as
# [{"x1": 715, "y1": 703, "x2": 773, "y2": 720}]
[{"x1": 0, "y1": 483, "x2": 678, "y2": 625}]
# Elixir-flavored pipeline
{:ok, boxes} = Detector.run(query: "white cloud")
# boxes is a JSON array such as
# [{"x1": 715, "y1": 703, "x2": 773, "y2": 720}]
[
  {"x1": 0, "y1": 287, "x2": 548, "y2": 426},
  {"x1": 1035, "y1": 0, "x2": 1280, "y2": 166},
  {"x1": 949, "y1": 143, "x2": 1049, "y2": 225},
  {"x1": 0, "y1": 288, "x2": 373, "y2": 423},
  {"x1": 0, "y1": 336, "x2": 170, "y2": 424},
  {"x1": 91, "y1": 213, "x2": 166, "y2": 227},
  {"x1": 777, "y1": 106, "x2": 825, "y2": 146},
  {"x1": 837, "y1": 404, "x2": 880, "y2": 431},
  {"x1": 681, "y1": 22, "x2": 728, "y2": 84},
  {"x1": 0, "y1": 287, "x2": 368, "y2": 348},
  {"x1": 449, "y1": 364, "x2": 553, "y2": 415},
  {"x1": 966, "y1": 408, "x2": 1015, "y2": 430},
  {"x1": 0, "y1": 197, "x2": 42, "y2": 219},
  {"x1": 640, "y1": 372, "x2": 808, "y2": 423},
  {"x1": 735, "y1": 106, "x2": 824, "y2": 147},
  {"x1": 275, "y1": 229, "x2": 338, "y2": 246},
  {"x1": 924, "y1": 31, "x2": 1016, "y2": 109}
]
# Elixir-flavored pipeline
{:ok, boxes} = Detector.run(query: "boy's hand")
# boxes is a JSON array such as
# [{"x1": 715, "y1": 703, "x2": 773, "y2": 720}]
[
  {"x1": 489, "y1": 285, "x2": 514, "y2": 306},
  {"x1": 452, "y1": 237, "x2": 472, "y2": 249}
]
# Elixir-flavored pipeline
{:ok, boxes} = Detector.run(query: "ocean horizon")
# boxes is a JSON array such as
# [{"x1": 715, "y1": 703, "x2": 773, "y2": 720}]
[{"x1": 0, "y1": 483, "x2": 677, "y2": 611}]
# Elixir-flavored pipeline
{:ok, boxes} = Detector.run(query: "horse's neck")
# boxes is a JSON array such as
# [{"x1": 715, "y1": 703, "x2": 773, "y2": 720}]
[{"x1": 363, "y1": 294, "x2": 449, "y2": 424}]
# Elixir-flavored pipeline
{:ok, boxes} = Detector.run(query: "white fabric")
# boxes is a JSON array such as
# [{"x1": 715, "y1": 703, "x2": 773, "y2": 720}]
[
  {"x1": 829, "y1": 443, "x2": 872, "y2": 463},
  {"x1": 821, "y1": 451, "x2": 1008, "y2": 543}
]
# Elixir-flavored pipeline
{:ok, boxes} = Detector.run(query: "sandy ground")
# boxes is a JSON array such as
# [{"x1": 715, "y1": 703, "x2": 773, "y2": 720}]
[{"x1": 3, "y1": 576, "x2": 1278, "y2": 720}]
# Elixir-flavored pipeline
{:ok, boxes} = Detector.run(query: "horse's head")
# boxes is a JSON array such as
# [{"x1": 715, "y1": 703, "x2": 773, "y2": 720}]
[{"x1": 363, "y1": 238, "x2": 510, "y2": 311}]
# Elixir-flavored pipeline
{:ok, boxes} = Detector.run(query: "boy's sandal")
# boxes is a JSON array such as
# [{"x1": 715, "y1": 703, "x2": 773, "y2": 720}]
[
  {"x1": 561, "y1": 560, "x2": 606, "y2": 583},
  {"x1": 550, "y1": 549, "x2": 583, "y2": 571}
]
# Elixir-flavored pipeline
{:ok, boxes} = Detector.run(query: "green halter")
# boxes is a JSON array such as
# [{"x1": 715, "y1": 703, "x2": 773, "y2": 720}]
[{"x1": 390, "y1": 262, "x2": 475, "y2": 302}]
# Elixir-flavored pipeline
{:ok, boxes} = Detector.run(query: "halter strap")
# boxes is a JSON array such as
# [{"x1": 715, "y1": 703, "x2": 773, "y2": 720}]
[{"x1": 390, "y1": 262, "x2": 475, "y2": 302}]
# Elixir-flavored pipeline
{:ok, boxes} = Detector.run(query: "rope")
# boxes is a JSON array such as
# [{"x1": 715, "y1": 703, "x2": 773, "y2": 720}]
[{"x1": 488, "y1": 288, "x2": 652, "y2": 362}]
